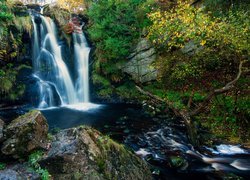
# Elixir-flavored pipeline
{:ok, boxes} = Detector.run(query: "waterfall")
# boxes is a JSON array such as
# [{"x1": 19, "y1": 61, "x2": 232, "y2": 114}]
[
  {"x1": 31, "y1": 14, "x2": 91, "y2": 108},
  {"x1": 73, "y1": 32, "x2": 90, "y2": 102}
]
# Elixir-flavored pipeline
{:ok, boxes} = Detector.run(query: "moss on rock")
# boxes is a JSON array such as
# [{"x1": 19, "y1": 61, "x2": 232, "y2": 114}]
[
  {"x1": 40, "y1": 126, "x2": 152, "y2": 180},
  {"x1": 1, "y1": 110, "x2": 48, "y2": 158}
]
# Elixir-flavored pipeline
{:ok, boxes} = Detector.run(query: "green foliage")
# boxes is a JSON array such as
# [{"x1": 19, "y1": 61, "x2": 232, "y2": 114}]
[
  {"x1": 98, "y1": 88, "x2": 113, "y2": 98},
  {"x1": 204, "y1": 0, "x2": 250, "y2": 16},
  {"x1": 0, "y1": 64, "x2": 26, "y2": 101},
  {"x1": 87, "y1": 0, "x2": 153, "y2": 80},
  {"x1": 47, "y1": 133, "x2": 53, "y2": 141},
  {"x1": 0, "y1": 162, "x2": 6, "y2": 170},
  {"x1": 0, "y1": 0, "x2": 13, "y2": 23},
  {"x1": 29, "y1": 151, "x2": 43, "y2": 166},
  {"x1": 0, "y1": 0, "x2": 13, "y2": 39},
  {"x1": 147, "y1": 1, "x2": 249, "y2": 122},
  {"x1": 144, "y1": 83, "x2": 186, "y2": 110},
  {"x1": 92, "y1": 73, "x2": 111, "y2": 87},
  {"x1": 92, "y1": 72, "x2": 113, "y2": 98},
  {"x1": 116, "y1": 82, "x2": 141, "y2": 99},
  {"x1": 0, "y1": 1, "x2": 32, "y2": 102},
  {"x1": 148, "y1": 1, "x2": 249, "y2": 89},
  {"x1": 28, "y1": 151, "x2": 51, "y2": 180}
]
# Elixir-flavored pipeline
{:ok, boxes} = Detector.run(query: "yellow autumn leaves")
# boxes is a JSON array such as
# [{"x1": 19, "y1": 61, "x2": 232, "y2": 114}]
[
  {"x1": 147, "y1": 1, "x2": 249, "y2": 55},
  {"x1": 147, "y1": 1, "x2": 215, "y2": 49},
  {"x1": 56, "y1": 0, "x2": 86, "y2": 12}
]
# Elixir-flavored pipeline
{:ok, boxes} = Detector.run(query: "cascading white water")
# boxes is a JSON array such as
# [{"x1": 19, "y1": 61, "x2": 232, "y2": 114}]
[
  {"x1": 31, "y1": 13, "x2": 92, "y2": 108},
  {"x1": 73, "y1": 32, "x2": 90, "y2": 102}
]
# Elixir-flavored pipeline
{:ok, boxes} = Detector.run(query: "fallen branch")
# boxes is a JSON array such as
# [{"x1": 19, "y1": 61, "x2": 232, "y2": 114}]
[
  {"x1": 189, "y1": 61, "x2": 243, "y2": 116},
  {"x1": 135, "y1": 61, "x2": 244, "y2": 146},
  {"x1": 135, "y1": 85, "x2": 164, "y2": 103}
]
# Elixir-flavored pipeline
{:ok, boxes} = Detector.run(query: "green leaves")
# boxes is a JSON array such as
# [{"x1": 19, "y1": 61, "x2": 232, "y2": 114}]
[
  {"x1": 87, "y1": 0, "x2": 152, "y2": 79},
  {"x1": 0, "y1": 0, "x2": 13, "y2": 23},
  {"x1": 28, "y1": 151, "x2": 51, "y2": 180}
]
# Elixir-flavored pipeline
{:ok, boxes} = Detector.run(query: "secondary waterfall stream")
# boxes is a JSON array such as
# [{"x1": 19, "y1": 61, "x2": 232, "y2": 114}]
[{"x1": 31, "y1": 14, "x2": 90, "y2": 108}]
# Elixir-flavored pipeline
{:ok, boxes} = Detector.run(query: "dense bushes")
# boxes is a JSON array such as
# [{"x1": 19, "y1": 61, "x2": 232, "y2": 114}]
[{"x1": 87, "y1": 0, "x2": 153, "y2": 81}]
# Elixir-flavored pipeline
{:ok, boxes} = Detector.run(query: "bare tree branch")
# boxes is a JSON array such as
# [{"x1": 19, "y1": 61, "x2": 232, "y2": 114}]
[{"x1": 189, "y1": 61, "x2": 243, "y2": 116}]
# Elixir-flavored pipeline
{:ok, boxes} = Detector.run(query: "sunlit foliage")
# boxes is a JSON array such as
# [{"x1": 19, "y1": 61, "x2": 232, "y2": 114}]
[
  {"x1": 147, "y1": 1, "x2": 249, "y2": 87},
  {"x1": 56, "y1": 0, "x2": 86, "y2": 12},
  {"x1": 146, "y1": 1, "x2": 250, "y2": 139}
]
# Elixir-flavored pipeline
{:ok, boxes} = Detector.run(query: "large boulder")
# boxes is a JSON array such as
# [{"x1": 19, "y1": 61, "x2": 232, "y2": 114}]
[
  {"x1": 40, "y1": 126, "x2": 152, "y2": 180},
  {"x1": 121, "y1": 38, "x2": 157, "y2": 83},
  {"x1": 1, "y1": 110, "x2": 48, "y2": 158},
  {"x1": 0, "y1": 119, "x2": 4, "y2": 143}
]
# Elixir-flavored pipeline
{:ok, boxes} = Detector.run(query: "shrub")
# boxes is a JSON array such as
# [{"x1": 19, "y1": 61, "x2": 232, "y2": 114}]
[{"x1": 87, "y1": 0, "x2": 153, "y2": 80}]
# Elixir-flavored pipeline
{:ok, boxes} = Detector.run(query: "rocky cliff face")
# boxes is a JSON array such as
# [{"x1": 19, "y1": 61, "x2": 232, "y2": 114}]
[{"x1": 121, "y1": 38, "x2": 157, "y2": 83}]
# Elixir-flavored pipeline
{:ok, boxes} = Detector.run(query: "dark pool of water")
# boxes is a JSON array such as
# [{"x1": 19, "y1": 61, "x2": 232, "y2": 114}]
[{"x1": 41, "y1": 103, "x2": 154, "y2": 134}]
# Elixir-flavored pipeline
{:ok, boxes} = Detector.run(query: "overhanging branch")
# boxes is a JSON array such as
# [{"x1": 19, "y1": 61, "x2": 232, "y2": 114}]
[{"x1": 189, "y1": 61, "x2": 243, "y2": 116}]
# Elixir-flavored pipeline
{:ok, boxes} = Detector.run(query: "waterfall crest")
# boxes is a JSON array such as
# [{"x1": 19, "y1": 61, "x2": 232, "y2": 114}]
[{"x1": 31, "y1": 14, "x2": 90, "y2": 108}]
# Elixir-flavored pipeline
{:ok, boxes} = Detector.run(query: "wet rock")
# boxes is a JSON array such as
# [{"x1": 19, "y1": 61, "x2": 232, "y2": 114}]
[
  {"x1": 43, "y1": 5, "x2": 71, "y2": 29},
  {"x1": 40, "y1": 126, "x2": 152, "y2": 180},
  {"x1": 0, "y1": 164, "x2": 39, "y2": 180},
  {"x1": 169, "y1": 156, "x2": 188, "y2": 169},
  {"x1": 12, "y1": 2, "x2": 29, "y2": 17},
  {"x1": 0, "y1": 119, "x2": 4, "y2": 143},
  {"x1": 121, "y1": 38, "x2": 157, "y2": 83},
  {"x1": 26, "y1": 4, "x2": 41, "y2": 12},
  {"x1": 1, "y1": 110, "x2": 48, "y2": 158}
]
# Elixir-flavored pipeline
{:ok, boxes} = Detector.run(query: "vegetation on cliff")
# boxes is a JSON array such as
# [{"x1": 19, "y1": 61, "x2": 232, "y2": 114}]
[
  {"x1": 87, "y1": 0, "x2": 153, "y2": 83},
  {"x1": 0, "y1": 0, "x2": 31, "y2": 103}
]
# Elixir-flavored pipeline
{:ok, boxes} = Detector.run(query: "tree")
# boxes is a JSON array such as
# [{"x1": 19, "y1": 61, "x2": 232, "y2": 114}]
[{"x1": 145, "y1": 1, "x2": 249, "y2": 145}]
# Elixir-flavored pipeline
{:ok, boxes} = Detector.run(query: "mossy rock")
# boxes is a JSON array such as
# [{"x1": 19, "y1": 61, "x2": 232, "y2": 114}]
[
  {"x1": 40, "y1": 126, "x2": 152, "y2": 180},
  {"x1": 169, "y1": 156, "x2": 188, "y2": 169},
  {"x1": 1, "y1": 110, "x2": 48, "y2": 158}
]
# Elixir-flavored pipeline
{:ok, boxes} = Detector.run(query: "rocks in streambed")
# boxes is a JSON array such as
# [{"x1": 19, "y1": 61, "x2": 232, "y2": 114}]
[
  {"x1": 169, "y1": 156, "x2": 188, "y2": 170},
  {"x1": 1, "y1": 110, "x2": 48, "y2": 158},
  {"x1": 0, "y1": 164, "x2": 39, "y2": 180},
  {"x1": 0, "y1": 119, "x2": 4, "y2": 143},
  {"x1": 39, "y1": 126, "x2": 152, "y2": 180}
]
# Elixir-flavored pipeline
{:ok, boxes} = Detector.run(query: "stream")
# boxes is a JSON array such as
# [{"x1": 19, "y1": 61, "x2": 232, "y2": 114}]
[{"x1": 31, "y1": 104, "x2": 250, "y2": 179}]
